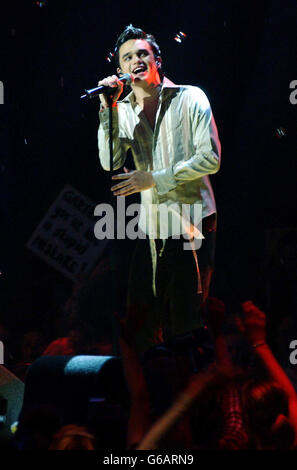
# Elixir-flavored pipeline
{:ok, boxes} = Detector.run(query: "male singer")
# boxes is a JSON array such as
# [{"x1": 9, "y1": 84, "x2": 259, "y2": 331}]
[{"x1": 98, "y1": 25, "x2": 221, "y2": 354}]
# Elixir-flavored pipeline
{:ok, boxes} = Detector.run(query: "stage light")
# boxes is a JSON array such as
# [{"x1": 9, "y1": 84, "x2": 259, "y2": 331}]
[{"x1": 36, "y1": 1, "x2": 47, "y2": 7}]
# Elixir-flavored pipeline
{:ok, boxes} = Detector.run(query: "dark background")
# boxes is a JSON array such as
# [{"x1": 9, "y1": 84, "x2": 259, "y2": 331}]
[{"x1": 0, "y1": 0, "x2": 296, "y2": 349}]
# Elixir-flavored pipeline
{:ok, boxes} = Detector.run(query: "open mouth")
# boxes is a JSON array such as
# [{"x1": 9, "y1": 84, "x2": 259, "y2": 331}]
[{"x1": 132, "y1": 65, "x2": 147, "y2": 76}]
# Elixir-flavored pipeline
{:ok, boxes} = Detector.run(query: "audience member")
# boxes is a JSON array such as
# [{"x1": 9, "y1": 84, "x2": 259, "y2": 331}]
[
  {"x1": 12, "y1": 330, "x2": 46, "y2": 381},
  {"x1": 241, "y1": 300, "x2": 297, "y2": 449},
  {"x1": 2, "y1": 289, "x2": 296, "y2": 452},
  {"x1": 48, "y1": 424, "x2": 95, "y2": 450}
]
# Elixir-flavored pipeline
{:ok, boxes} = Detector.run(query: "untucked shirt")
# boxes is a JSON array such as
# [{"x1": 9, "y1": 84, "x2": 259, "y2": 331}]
[{"x1": 98, "y1": 77, "x2": 221, "y2": 240}]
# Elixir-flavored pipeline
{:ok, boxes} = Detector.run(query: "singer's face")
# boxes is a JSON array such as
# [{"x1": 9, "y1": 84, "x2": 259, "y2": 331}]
[{"x1": 118, "y1": 39, "x2": 161, "y2": 86}]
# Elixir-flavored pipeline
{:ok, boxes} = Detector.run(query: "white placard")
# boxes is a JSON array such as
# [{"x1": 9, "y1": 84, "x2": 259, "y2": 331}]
[{"x1": 27, "y1": 184, "x2": 108, "y2": 280}]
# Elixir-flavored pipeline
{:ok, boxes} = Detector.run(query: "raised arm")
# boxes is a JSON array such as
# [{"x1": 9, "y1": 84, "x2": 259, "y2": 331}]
[
  {"x1": 136, "y1": 369, "x2": 215, "y2": 450},
  {"x1": 241, "y1": 301, "x2": 297, "y2": 437},
  {"x1": 97, "y1": 74, "x2": 129, "y2": 171},
  {"x1": 203, "y1": 297, "x2": 235, "y2": 376},
  {"x1": 118, "y1": 307, "x2": 151, "y2": 449}
]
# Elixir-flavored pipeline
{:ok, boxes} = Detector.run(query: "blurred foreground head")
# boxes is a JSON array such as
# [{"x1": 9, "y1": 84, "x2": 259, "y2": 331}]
[
  {"x1": 242, "y1": 379, "x2": 295, "y2": 449},
  {"x1": 49, "y1": 424, "x2": 95, "y2": 450}
]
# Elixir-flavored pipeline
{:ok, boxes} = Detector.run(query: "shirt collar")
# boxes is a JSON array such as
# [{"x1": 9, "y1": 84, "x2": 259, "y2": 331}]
[{"x1": 119, "y1": 76, "x2": 180, "y2": 105}]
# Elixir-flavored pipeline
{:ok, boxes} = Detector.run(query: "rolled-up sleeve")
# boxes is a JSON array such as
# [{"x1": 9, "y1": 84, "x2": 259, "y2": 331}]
[{"x1": 152, "y1": 88, "x2": 221, "y2": 196}]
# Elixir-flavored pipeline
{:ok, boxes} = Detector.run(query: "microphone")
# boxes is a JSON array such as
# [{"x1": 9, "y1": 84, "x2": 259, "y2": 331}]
[{"x1": 80, "y1": 73, "x2": 132, "y2": 100}]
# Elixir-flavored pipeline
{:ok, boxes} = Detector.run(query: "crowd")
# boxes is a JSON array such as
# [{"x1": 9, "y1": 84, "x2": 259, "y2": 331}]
[{"x1": 0, "y1": 290, "x2": 296, "y2": 451}]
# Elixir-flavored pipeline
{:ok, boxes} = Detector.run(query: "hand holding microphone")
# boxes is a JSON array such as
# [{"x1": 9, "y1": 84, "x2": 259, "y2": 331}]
[
  {"x1": 80, "y1": 73, "x2": 132, "y2": 105},
  {"x1": 98, "y1": 74, "x2": 125, "y2": 108}
]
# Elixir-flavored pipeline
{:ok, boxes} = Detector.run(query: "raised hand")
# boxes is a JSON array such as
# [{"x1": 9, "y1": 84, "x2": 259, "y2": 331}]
[
  {"x1": 241, "y1": 300, "x2": 266, "y2": 345},
  {"x1": 202, "y1": 296, "x2": 226, "y2": 338},
  {"x1": 98, "y1": 74, "x2": 124, "y2": 108}
]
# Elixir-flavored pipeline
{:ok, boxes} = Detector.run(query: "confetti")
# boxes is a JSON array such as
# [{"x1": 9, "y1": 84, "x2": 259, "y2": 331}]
[
  {"x1": 174, "y1": 31, "x2": 187, "y2": 44},
  {"x1": 276, "y1": 127, "x2": 286, "y2": 138},
  {"x1": 106, "y1": 52, "x2": 115, "y2": 63}
]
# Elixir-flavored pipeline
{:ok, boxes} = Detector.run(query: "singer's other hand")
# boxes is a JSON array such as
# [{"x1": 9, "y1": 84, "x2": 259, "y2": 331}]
[
  {"x1": 98, "y1": 75, "x2": 124, "y2": 108},
  {"x1": 111, "y1": 169, "x2": 156, "y2": 196}
]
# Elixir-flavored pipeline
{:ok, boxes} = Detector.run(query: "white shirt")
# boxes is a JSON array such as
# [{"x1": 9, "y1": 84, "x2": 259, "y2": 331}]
[{"x1": 98, "y1": 77, "x2": 221, "y2": 239}]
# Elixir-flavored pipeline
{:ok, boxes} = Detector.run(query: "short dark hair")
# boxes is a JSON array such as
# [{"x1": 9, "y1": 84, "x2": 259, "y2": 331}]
[{"x1": 114, "y1": 24, "x2": 163, "y2": 79}]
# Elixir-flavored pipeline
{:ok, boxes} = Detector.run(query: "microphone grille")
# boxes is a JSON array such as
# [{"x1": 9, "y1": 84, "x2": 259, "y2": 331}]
[{"x1": 121, "y1": 73, "x2": 132, "y2": 85}]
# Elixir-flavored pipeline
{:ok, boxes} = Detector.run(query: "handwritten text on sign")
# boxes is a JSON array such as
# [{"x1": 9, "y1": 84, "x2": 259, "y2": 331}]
[{"x1": 27, "y1": 185, "x2": 108, "y2": 280}]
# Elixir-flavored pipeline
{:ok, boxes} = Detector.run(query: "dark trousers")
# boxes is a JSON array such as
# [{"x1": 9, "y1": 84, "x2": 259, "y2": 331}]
[{"x1": 127, "y1": 214, "x2": 217, "y2": 354}]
